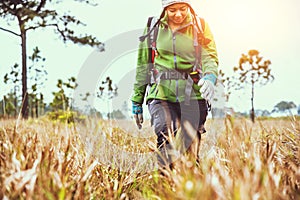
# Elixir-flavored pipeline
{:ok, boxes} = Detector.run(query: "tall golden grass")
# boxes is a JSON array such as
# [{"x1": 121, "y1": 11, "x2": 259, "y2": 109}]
[{"x1": 0, "y1": 116, "x2": 299, "y2": 199}]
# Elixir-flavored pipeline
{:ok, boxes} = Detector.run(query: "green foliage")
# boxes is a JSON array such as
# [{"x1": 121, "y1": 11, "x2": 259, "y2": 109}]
[
  {"x1": 2, "y1": 63, "x2": 21, "y2": 117},
  {"x1": 50, "y1": 77, "x2": 77, "y2": 112},
  {"x1": 0, "y1": 92, "x2": 18, "y2": 117},
  {"x1": 47, "y1": 110, "x2": 86, "y2": 123},
  {"x1": 50, "y1": 87, "x2": 69, "y2": 111},
  {"x1": 274, "y1": 101, "x2": 297, "y2": 112},
  {"x1": 97, "y1": 77, "x2": 118, "y2": 119},
  {"x1": 98, "y1": 77, "x2": 118, "y2": 98},
  {"x1": 4, "y1": 63, "x2": 20, "y2": 85},
  {"x1": 28, "y1": 92, "x2": 46, "y2": 118},
  {"x1": 88, "y1": 108, "x2": 103, "y2": 118},
  {"x1": 218, "y1": 69, "x2": 244, "y2": 103},
  {"x1": 28, "y1": 47, "x2": 47, "y2": 117},
  {"x1": 28, "y1": 47, "x2": 47, "y2": 87},
  {"x1": 108, "y1": 109, "x2": 126, "y2": 120},
  {"x1": 4, "y1": 100, "x2": 15, "y2": 117},
  {"x1": 257, "y1": 115, "x2": 300, "y2": 121}
]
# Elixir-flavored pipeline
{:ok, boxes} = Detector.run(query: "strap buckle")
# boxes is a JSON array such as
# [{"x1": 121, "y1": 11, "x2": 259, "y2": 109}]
[{"x1": 161, "y1": 70, "x2": 186, "y2": 80}]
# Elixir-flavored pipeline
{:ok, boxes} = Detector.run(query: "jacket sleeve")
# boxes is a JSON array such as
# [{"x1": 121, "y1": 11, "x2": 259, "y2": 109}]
[
  {"x1": 131, "y1": 27, "x2": 150, "y2": 104},
  {"x1": 201, "y1": 20, "x2": 219, "y2": 77}
]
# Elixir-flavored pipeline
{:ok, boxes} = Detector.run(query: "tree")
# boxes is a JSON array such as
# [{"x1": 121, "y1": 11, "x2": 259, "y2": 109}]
[
  {"x1": 50, "y1": 77, "x2": 77, "y2": 111},
  {"x1": 3, "y1": 47, "x2": 47, "y2": 118},
  {"x1": 109, "y1": 109, "x2": 126, "y2": 120},
  {"x1": 97, "y1": 77, "x2": 118, "y2": 119},
  {"x1": 255, "y1": 109, "x2": 270, "y2": 117},
  {"x1": 28, "y1": 47, "x2": 47, "y2": 117},
  {"x1": 2, "y1": 93, "x2": 17, "y2": 117},
  {"x1": 3, "y1": 63, "x2": 21, "y2": 117},
  {"x1": 217, "y1": 69, "x2": 242, "y2": 105},
  {"x1": 50, "y1": 79, "x2": 68, "y2": 111},
  {"x1": 0, "y1": 0, "x2": 103, "y2": 118},
  {"x1": 274, "y1": 101, "x2": 297, "y2": 113},
  {"x1": 233, "y1": 49, "x2": 274, "y2": 122}
]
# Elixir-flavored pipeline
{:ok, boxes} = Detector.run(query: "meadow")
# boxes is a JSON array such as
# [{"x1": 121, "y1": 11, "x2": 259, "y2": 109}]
[{"x1": 0, "y1": 116, "x2": 299, "y2": 199}]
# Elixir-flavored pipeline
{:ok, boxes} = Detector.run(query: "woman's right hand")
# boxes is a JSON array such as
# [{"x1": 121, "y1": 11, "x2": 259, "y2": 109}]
[{"x1": 132, "y1": 101, "x2": 143, "y2": 129}]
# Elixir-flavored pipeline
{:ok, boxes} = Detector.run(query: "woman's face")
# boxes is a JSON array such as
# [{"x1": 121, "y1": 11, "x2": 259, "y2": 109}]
[{"x1": 166, "y1": 3, "x2": 189, "y2": 25}]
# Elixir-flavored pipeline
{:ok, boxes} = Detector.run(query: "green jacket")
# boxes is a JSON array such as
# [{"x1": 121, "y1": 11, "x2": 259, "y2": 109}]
[{"x1": 131, "y1": 12, "x2": 218, "y2": 104}]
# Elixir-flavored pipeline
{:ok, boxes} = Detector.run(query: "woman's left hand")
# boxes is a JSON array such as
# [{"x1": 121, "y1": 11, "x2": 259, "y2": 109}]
[{"x1": 198, "y1": 77, "x2": 215, "y2": 102}]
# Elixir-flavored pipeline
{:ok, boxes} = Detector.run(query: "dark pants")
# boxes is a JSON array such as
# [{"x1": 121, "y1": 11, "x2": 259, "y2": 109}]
[{"x1": 148, "y1": 99, "x2": 208, "y2": 167}]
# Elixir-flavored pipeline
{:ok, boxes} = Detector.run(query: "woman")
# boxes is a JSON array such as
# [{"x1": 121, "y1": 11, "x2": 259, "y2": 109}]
[{"x1": 131, "y1": 0, "x2": 218, "y2": 167}]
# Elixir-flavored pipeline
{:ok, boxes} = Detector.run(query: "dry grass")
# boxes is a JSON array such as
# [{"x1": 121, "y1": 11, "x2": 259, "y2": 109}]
[{"x1": 0, "y1": 116, "x2": 299, "y2": 199}]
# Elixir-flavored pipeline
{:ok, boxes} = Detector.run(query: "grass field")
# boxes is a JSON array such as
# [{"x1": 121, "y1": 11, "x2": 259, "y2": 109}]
[{"x1": 0, "y1": 116, "x2": 299, "y2": 199}]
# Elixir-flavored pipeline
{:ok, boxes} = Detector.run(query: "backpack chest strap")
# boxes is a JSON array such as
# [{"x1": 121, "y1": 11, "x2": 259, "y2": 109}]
[{"x1": 160, "y1": 70, "x2": 188, "y2": 80}]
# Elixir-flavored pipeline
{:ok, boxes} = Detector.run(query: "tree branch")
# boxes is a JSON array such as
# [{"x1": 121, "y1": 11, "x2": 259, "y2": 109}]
[
  {"x1": 36, "y1": 0, "x2": 46, "y2": 13},
  {"x1": 26, "y1": 22, "x2": 54, "y2": 30},
  {"x1": 0, "y1": 27, "x2": 20, "y2": 37},
  {"x1": 25, "y1": 23, "x2": 67, "y2": 40}
]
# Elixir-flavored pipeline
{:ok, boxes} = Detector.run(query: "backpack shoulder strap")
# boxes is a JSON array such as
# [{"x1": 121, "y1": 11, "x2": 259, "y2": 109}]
[
  {"x1": 139, "y1": 16, "x2": 159, "y2": 42},
  {"x1": 145, "y1": 16, "x2": 160, "y2": 85},
  {"x1": 195, "y1": 16, "x2": 211, "y2": 46},
  {"x1": 147, "y1": 16, "x2": 154, "y2": 30},
  {"x1": 147, "y1": 16, "x2": 159, "y2": 48},
  {"x1": 195, "y1": 16, "x2": 205, "y2": 34},
  {"x1": 200, "y1": 17, "x2": 205, "y2": 32},
  {"x1": 146, "y1": 16, "x2": 159, "y2": 64},
  {"x1": 185, "y1": 16, "x2": 206, "y2": 105}
]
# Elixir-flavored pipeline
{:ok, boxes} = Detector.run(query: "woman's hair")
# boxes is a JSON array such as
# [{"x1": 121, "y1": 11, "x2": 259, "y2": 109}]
[{"x1": 188, "y1": 6, "x2": 201, "y2": 31}]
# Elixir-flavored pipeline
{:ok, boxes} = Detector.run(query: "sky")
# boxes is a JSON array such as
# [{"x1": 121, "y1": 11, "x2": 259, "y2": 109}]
[{"x1": 0, "y1": 0, "x2": 300, "y2": 114}]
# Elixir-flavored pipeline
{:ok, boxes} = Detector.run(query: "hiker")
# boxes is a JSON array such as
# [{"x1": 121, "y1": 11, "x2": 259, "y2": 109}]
[{"x1": 131, "y1": 0, "x2": 218, "y2": 167}]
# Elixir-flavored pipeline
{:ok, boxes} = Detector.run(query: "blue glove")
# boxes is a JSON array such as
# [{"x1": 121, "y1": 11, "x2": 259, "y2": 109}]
[
  {"x1": 198, "y1": 73, "x2": 217, "y2": 102},
  {"x1": 132, "y1": 101, "x2": 143, "y2": 129}
]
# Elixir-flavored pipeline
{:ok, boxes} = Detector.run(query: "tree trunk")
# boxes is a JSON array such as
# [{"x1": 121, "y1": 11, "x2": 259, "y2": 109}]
[
  {"x1": 36, "y1": 98, "x2": 39, "y2": 118},
  {"x1": 30, "y1": 97, "x2": 34, "y2": 118},
  {"x1": 3, "y1": 95, "x2": 6, "y2": 117},
  {"x1": 250, "y1": 82, "x2": 255, "y2": 123},
  {"x1": 14, "y1": 86, "x2": 17, "y2": 118},
  {"x1": 20, "y1": 29, "x2": 28, "y2": 118},
  {"x1": 40, "y1": 93, "x2": 44, "y2": 115}
]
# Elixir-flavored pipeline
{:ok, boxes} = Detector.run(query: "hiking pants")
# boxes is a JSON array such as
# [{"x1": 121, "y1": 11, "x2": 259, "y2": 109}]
[{"x1": 148, "y1": 99, "x2": 208, "y2": 166}]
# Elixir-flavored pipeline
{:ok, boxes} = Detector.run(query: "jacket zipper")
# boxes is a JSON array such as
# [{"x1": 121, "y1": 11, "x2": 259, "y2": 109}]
[
  {"x1": 171, "y1": 22, "x2": 193, "y2": 102},
  {"x1": 172, "y1": 34, "x2": 179, "y2": 102}
]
